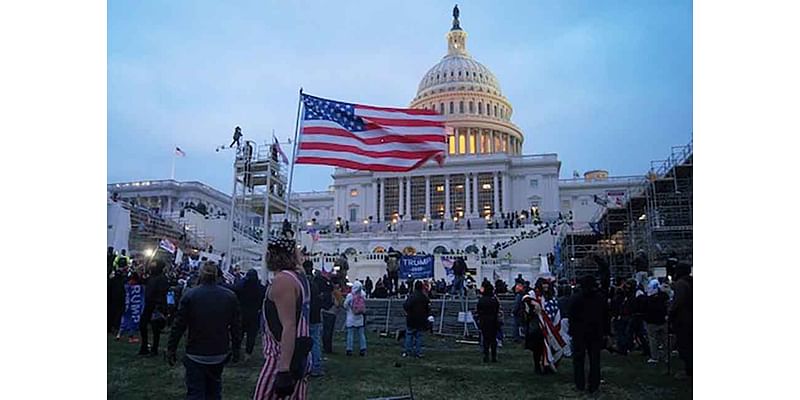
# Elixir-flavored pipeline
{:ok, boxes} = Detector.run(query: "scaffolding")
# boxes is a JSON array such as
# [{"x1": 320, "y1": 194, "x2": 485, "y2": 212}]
[
  {"x1": 560, "y1": 139, "x2": 693, "y2": 280},
  {"x1": 227, "y1": 139, "x2": 300, "y2": 276}
]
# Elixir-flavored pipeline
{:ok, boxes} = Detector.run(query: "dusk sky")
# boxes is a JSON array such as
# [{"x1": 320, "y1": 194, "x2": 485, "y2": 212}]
[{"x1": 108, "y1": 0, "x2": 692, "y2": 194}]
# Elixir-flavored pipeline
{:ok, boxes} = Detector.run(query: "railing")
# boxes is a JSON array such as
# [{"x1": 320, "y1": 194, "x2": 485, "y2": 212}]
[
  {"x1": 291, "y1": 190, "x2": 334, "y2": 199},
  {"x1": 558, "y1": 175, "x2": 645, "y2": 185}
]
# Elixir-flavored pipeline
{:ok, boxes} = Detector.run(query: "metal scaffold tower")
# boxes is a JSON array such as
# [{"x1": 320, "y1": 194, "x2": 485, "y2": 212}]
[
  {"x1": 560, "y1": 139, "x2": 693, "y2": 280},
  {"x1": 227, "y1": 138, "x2": 300, "y2": 277}
]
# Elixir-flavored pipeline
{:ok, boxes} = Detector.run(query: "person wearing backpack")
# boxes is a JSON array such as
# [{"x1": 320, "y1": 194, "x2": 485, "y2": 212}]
[{"x1": 343, "y1": 280, "x2": 367, "y2": 356}]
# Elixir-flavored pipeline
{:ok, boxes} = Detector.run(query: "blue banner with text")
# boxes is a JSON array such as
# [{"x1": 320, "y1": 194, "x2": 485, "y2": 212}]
[{"x1": 399, "y1": 255, "x2": 435, "y2": 280}]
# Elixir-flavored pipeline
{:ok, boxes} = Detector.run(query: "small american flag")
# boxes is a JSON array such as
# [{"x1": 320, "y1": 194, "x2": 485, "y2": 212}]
[
  {"x1": 273, "y1": 136, "x2": 289, "y2": 164},
  {"x1": 296, "y1": 93, "x2": 447, "y2": 172},
  {"x1": 159, "y1": 238, "x2": 176, "y2": 254},
  {"x1": 175, "y1": 147, "x2": 186, "y2": 157}
]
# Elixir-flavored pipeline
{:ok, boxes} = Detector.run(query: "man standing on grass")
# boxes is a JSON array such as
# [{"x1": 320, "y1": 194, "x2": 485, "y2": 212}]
[
  {"x1": 569, "y1": 275, "x2": 607, "y2": 394},
  {"x1": 167, "y1": 262, "x2": 241, "y2": 400},
  {"x1": 669, "y1": 263, "x2": 692, "y2": 379},
  {"x1": 403, "y1": 280, "x2": 431, "y2": 358}
]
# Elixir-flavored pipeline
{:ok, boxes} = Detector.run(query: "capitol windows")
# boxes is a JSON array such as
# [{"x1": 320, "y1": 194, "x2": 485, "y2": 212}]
[
  {"x1": 448, "y1": 134, "x2": 456, "y2": 154},
  {"x1": 435, "y1": 185, "x2": 445, "y2": 192},
  {"x1": 440, "y1": 103, "x2": 444, "y2": 114},
  {"x1": 469, "y1": 101, "x2": 474, "y2": 114},
  {"x1": 349, "y1": 207, "x2": 358, "y2": 222},
  {"x1": 458, "y1": 133, "x2": 466, "y2": 155},
  {"x1": 459, "y1": 101, "x2": 464, "y2": 113},
  {"x1": 469, "y1": 131, "x2": 476, "y2": 153},
  {"x1": 530, "y1": 179, "x2": 539, "y2": 189},
  {"x1": 350, "y1": 189, "x2": 359, "y2": 197},
  {"x1": 478, "y1": 102, "x2": 483, "y2": 115},
  {"x1": 449, "y1": 102, "x2": 454, "y2": 114},
  {"x1": 500, "y1": 108, "x2": 505, "y2": 119},
  {"x1": 494, "y1": 105, "x2": 498, "y2": 117}
]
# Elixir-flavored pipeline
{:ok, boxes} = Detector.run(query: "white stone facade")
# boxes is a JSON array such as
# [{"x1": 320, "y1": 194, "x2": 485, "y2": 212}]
[{"x1": 291, "y1": 14, "x2": 645, "y2": 260}]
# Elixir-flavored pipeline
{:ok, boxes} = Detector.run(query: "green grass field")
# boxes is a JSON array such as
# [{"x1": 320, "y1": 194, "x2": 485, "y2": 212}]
[{"x1": 108, "y1": 331, "x2": 691, "y2": 399}]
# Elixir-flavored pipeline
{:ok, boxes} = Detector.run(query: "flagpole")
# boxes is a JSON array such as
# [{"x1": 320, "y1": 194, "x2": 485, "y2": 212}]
[
  {"x1": 171, "y1": 147, "x2": 176, "y2": 180},
  {"x1": 284, "y1": 87, "x2": 303, "y2": 223}
]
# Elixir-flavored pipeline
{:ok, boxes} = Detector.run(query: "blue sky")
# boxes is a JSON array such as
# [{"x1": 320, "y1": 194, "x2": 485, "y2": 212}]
[{"x1": 108, "y1": 0, "x2": 692, "y2": 193}]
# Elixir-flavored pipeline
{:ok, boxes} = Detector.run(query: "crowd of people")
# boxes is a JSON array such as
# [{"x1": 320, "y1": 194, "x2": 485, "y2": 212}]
[{"x1": 108, "y1": 236, "x2": 691, "y2": 398}]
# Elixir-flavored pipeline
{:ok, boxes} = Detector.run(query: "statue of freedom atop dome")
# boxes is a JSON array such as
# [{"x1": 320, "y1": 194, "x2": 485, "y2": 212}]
[{"x1": 452, "y1": 4, "x2": 461, "y2": 30}]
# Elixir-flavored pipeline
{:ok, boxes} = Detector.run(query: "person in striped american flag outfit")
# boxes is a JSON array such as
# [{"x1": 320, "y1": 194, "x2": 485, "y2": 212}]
[{"x1": 253, "y1": 236, "x2": 311, "y2": 400}]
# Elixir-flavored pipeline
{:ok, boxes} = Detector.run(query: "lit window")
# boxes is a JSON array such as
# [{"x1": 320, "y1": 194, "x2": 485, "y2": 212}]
[
  {"x1": 350, "y1": 189, "x2": 358, "y2": 197},
  {"x1": 448, "y1": 135, "x2": 456, "y2": 154},
  {"x1": 469, "y1": 133, "x2": 476, "y2": 154},
  {"x1": 530, "y1": 179, "x2": 538, "y2": 189},
  {"x1": 435, "y1": 185, "x2": 445, "y2": 192},
  {"x1": 482, "y1": 183, "x2": 492, "y2": 190},
  {"x1": 458, "y1": 134, "x2": 466, "y2": 154}
]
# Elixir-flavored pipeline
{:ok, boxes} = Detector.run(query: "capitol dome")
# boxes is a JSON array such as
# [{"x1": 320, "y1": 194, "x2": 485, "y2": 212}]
[{"x1": 410, "y1": 6, "x2": 524, "y2": 157}]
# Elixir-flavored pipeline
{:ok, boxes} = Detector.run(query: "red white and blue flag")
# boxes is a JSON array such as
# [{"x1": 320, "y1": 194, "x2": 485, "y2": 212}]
[
  {"x1": 159, "y1": 238, "x2": 176, "y2": 254},
  {"x1": 296, "y1": 93, "x2": 447, "y2": 172},
  {"x1": 273, "y1": 136, "x2": 289, "y2": 164}
]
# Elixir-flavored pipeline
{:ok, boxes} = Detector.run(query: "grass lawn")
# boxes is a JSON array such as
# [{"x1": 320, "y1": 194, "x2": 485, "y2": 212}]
[{"x1": 108, "y1": 331, "x2": 691, "y2": 399}]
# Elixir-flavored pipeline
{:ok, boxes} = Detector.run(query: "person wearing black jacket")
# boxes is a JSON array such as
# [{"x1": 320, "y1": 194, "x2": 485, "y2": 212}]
[
  {"x1": 107, "y1": 265, "x2": 126, "y2": 335},
  {"x1": 318, "y1": 272, "x2": 337, "y2": 354},
  {"x1": 235, "y1": 269, "x2": 265, "y2": 361},
  {"x1": 402, "y1": 281, "x2": 431, "y2": 358},
  {"x1": 644, "y1": 279, "x2": 669, "y2": 364},
  {"x1": 569, "y1": 275, "x2": 608, "y2": 394},
  {"x1": 167, "y1": 262, "x2": 242, "y2": 399},
  {"x1": 451, "y1": 257, "x2": 467, "y2": 297},
  {"x1": 364, "y1": 276, "x2": 373, "y2": 299},
  {"x1": 306, "y1": 262, "x2": 325, "y2": 377},
  {"x1": 139, "y1": 260, "x2": 170, "y2": 356},
  {"x1": 669, "y1": 263, "x2": 692, "y2": 378},
  {"x1": 476, "y1": 281, "x2": 500, "y2": 363}
]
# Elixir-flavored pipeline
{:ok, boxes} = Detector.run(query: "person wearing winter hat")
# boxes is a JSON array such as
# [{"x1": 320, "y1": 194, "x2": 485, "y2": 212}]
[
  {"x1": 343, "y1": 280, "x2": 367, "y2": 356},
  {"x1": 644, "y1": 279, "x2": 669, "y2": 364},
  {"x1": 167, "y1": 261, "x2": 242, "y2": 399}
]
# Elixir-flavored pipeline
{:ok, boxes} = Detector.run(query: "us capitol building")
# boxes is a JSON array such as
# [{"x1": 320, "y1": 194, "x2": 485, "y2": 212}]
[{"x1": 291, "y1": 8, "x2": 643, "y2": 261}]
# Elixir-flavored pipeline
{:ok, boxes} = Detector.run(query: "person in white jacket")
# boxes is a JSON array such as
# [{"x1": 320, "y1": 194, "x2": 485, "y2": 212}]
[{"x1": 343, "y1": 281, "x2": 367, "y2": 356}]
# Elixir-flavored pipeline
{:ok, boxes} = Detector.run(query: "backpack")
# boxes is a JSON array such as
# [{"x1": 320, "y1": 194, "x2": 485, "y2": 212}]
[{"x1": 352, "y1": 293, "x2": 366, "y2": 315}]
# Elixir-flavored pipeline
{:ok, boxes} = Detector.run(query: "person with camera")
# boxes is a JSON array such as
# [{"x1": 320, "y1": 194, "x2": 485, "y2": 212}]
[
  {"x1": 166, "y1": 261, "x2": 242, "y2": 400},
  {"x1": 253, "y1": 236, "x2": 313, "y2": 400}
]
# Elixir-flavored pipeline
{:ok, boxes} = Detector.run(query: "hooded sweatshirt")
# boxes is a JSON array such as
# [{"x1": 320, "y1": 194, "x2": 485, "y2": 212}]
[{"x1": 344, "y1": 281, "x2": 365, "y2": 328}]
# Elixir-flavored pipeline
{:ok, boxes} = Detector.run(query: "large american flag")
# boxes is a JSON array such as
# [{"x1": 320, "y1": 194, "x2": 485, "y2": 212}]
[{"x1": 296, "y1": 93, "x2": 447, "y2": 172}]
